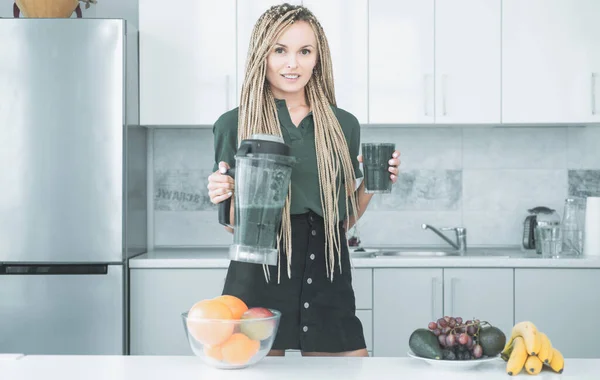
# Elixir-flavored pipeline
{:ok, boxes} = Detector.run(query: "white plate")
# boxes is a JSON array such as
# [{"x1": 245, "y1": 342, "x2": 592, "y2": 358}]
[{"x1": 407, "y1": 350, "x2": 499, "y2": 371}]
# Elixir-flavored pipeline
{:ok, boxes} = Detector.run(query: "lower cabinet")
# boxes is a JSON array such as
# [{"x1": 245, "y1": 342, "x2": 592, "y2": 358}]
[
  {"x1": 129, "y1": 268, "x2": 228, "y2": 355},
  {"x1": 373, "y1": 268, "x2": 444, "y2": 357},
  {"x1": 372, "y1": 268, "x2": 514, "y2": 357},
  {"x1": 514, "y1": 268, "x2": 600, "y2": 358}
]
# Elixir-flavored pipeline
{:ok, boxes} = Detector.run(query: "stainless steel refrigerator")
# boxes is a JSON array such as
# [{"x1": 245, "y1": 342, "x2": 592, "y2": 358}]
[{"x1": 0, "y1": 18, "x2": 147, "y2": 355}]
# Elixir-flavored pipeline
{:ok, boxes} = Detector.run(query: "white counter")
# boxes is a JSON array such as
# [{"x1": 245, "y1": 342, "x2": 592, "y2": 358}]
[
  {"x1": 129, "y1": 247, "x2": 600, "y2": 269},
  {"x1": 1, "y1": 355, "x2": 598, "y2": 380}
]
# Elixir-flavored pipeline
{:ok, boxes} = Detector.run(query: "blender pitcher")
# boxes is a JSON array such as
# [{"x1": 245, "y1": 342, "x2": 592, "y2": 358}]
[{"x1": 218, "y1": 134, "x2": 295, "y2": 266}]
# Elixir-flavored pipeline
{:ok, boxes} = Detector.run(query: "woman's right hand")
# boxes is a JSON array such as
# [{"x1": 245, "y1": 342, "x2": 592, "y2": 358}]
[{"x1": 207, "y1": 161, "x2": 235, "y2": 205}]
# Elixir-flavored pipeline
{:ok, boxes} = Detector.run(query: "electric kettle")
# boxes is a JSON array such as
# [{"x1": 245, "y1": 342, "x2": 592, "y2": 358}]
[{"x1": 218, "y1": 134, "x2": 295, "y2": 266}]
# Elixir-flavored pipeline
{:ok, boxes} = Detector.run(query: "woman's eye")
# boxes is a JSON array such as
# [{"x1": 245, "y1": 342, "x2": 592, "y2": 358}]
[
  {"x1": 274, "y1": 47, "x2": 284, "y2": 54},
  {"x1": 300, "y1": 49, "x2": 311, "y2": 55}
]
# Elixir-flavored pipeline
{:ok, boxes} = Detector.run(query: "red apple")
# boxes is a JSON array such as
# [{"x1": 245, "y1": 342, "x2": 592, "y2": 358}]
[{"x1": 240, "y1": 307, "x2": 276, "y2": 341}]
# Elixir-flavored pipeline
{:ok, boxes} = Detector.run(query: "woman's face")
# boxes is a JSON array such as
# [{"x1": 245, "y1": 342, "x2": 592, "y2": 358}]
[{"x1": 266, "y1": 20, "x2": 318, "y2": 100}]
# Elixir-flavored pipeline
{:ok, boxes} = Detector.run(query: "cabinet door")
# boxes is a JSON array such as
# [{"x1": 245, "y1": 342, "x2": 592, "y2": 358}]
[
  {"x1": 236, "y1": 0, "x2": 302, "y2": 103},
  {"x1": 369, "y1": 0, "x2": 435, "y2": 124},
  {"x1": 435, "y1": 0, "x2": 501, "y2": 124},
  {"x1": 515, "y1": 269, "x2": 600, "y2": 358},
  {"x1": 443, "y1": 269, "x2": 514, "y2": 337},
  {"x1": 140, "y1": 0, "x2": 236, "y2": 125},
  {"x1": 129, "y1": 268, "x2": 227, "y2": 355},
  {"x1": 302, "y1": 0, "x2": 368, "y2": 124},
  {"x1": 502, "y1": 0, "x2": 600, "y2": 124},
  {"x1": 373, "y1": 268, "x2": 443, "y2": 356}
]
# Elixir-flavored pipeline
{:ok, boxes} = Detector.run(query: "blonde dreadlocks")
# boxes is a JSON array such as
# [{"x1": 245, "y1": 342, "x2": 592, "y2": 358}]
[{"x1": 238, "y1": 3, "x2": 360, "y2": 283}]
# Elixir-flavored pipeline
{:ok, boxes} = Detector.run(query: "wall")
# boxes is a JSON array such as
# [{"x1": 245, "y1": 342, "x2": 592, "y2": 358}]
[{"x1": 150, "y1": 126, "x2": 600, "y2": 248}]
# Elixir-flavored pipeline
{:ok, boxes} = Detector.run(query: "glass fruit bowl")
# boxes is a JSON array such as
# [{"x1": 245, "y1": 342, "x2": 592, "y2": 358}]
[{"x1": 181, "y1": 308, "x2": 281, "y2": 369}]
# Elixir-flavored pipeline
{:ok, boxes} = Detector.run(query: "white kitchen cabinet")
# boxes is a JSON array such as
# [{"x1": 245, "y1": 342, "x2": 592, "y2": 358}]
[
  {"x1": 502, "y1": 0, "x2": 600, "y2": 124},
  {"x1": 443, "y1": 269, "x2": 513, "y2": 337},
  {"x1": 373, "y1": 268, "x2": 443, "y2": 357},
  {"x1": 129, "y1": 268, "x2": 228, "y2": 355},
  {"x1": 301, "y1": 0, "x2": 368, "y2": 124},
  {"x1": 435, "y1": 0, "x2": 501, "y2": 124},
  {"x1": 515, "y1": 269, "x2": 600, "y2": 358},
  {"x1": 139, "y1": 0, "x2": 236, "y2": 125},
  {"x1": 369, "y1": 0, "x2": 435, "y2": 124},
  {"x1": 236, "y1": 0, "x2": 302, "y2": 103}
]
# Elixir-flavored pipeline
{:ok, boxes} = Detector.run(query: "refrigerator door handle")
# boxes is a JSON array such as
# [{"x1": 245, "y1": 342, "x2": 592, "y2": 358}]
[{"x1": 0, "y1": 264, "x2": 108, "y2": 275}]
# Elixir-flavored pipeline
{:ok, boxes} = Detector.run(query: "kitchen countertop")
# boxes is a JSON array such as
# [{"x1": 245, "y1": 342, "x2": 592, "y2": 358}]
[
  {"x1": 1, "y1": 355, "x2": 598, "y2": 379},
  {"x1": 129, "y1": 247, "x2": 600, "y2": 269}
]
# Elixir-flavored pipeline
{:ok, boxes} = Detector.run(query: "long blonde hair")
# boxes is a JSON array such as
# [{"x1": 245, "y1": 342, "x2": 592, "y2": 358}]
[{"x1": 238, "y1": 3, "x2": 359, "y2": 283}]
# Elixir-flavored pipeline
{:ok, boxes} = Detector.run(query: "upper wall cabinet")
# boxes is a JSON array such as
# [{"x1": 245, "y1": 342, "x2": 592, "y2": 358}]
[
  {"x1": 435, "y1": 0, "x2": 501, "y2": 124},
  {"x1": 369, "y1": 0, "x2": 435, "y2": 124},
  {"x1": 502, "y1": 0, "x2": 600, "y2": 124},
  {"x1": 369, "y1": 0, "x2": 501, "y2": 125},
  {"x1": 140, "y1": 0, "x2": 236, "y2": 126},
  {"x1": 302, "y1": 0, "x2": 369, "y2": 124},
  {"x1": 237, "y1": 0, "x2": 302, "y2": 106}
]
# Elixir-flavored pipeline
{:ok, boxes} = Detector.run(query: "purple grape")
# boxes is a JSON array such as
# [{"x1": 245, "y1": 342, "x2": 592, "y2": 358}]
[
  {"x1": 449, "y1": 318, "x2": 456, "y2": 328},
  {"x1": 437, "y1": 318, "x2": 448, "y2": 328},
  {"x1": 442, "y1": 326, "x2": 451, "y2": 335},
  {"x1": 455, "y1": 317, "x2": 463, "y2": 324},
  {"x1": 432, "y1": 328, "x2": 441, "y2": 336},
  {"x1": 467, "y1": 325, "x2": 476, "y2": 335},
  {"x1": 472, "y1": 344, "x2": 483, "y2": 359},
  {"x1": 438, "y1": 334, "x2": 447, "y2": 347},
  {"x1": 458, "y1": 333, "x2": 469, "y2": 345},
  {"x1": 444, "y1": 316, "x2": 451, "y2": 323},
  {"x1": 446, "y1": 333, "x2": 457, "y2": 347},
  {"x1": 428, "y1": 322, "x2": 438, "y2": 330},
  {"x1": 466, "y1": 335, "x2": 474, "y2": 349}
]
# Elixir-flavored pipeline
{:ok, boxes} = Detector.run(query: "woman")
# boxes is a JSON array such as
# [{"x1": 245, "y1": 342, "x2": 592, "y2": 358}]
[{"x1": 207, "y1": 3, "x2": 400, "y2": 357}]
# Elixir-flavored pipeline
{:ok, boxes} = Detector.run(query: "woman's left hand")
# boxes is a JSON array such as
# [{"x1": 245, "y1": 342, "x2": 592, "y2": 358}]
[{"x1": 357, "y1": 149, "x2": 401, "y2": 184}]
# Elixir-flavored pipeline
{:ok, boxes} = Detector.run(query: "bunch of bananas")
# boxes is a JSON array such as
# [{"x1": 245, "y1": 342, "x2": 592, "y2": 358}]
[{"x1": 501, "y1": 321, "x2": 564, "y2": 376}]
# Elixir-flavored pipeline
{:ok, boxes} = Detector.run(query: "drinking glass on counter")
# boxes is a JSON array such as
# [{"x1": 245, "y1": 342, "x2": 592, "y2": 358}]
[{"x1": 536, "y1": 225, "x2": 562, "y2": 258}]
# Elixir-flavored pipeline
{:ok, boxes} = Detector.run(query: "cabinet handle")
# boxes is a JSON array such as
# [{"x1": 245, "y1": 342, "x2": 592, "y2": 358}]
[
  {"x1": 431, "y1": 277, "x2": 437, "y2": 321},
  {"x1": 423, "y1": 74, "x2": 432, "y2": 116},
  {"x1": 450, "y1": 278, "x2": 457, "y2": 317},
  {"x1": 592, "y1": 73, "x2": 597, "y2": 116},
  {"x1": 442, "y1": 74, "x2": 448, "y2": 116}
]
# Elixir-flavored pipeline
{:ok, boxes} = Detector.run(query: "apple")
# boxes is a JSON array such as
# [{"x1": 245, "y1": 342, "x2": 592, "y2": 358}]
[{"x1": 240, "y1": 307, "x2": 276, "y2": 341}]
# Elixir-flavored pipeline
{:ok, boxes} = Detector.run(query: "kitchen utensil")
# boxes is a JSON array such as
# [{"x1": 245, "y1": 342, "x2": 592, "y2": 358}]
[
  {"x1": 218, "y1": 134, "x2": 295, "y2": 266},
  {"x1": 522, "y1": 206, "x2": 560, "y2": 252},
  {"x1": 407, "y1": 350, "x2": 499, "y2": 371},
  {"x1": 560, "y1": 198, "x2": 585, "y2": 256},
  {"x1": 584, "y1": 197, "x2": 600, "y2": 257},
  {"x1": 361, "y1": 143, "x2": 395, "y2": 194},
  {"x1": 181, "y1": 309, "x2": 281, "y2": 369}
]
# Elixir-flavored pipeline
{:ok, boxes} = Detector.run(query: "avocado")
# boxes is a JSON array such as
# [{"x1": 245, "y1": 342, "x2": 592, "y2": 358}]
[
  {"x1": 478, "y1": 326, "x2": 506, "y2": 357},
  {"x1": 409, "y1": 328, "x2": 443, "y2": 360}
]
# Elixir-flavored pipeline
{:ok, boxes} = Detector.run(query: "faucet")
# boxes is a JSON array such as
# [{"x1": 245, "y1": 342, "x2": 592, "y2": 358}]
[{"x1": 422, "y1": 224, "x2": 467, "y2": 253}]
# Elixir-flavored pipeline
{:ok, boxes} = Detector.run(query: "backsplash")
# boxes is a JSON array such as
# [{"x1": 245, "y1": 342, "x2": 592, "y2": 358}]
[{"x1": 151, "y1": 126, "x2": 600, "y2": 248}]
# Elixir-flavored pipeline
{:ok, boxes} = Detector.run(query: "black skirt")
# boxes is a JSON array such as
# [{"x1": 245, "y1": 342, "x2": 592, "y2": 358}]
[{"x1": 221, "y1": 210, "x2": 367, "y2": 353}]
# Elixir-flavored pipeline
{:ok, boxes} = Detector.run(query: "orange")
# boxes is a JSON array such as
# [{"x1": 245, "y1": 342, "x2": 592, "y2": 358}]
[
  {"x1": 187, "y1": 299, "x2": 234, "y2": 346},
  {"x1": 220, "y1": 333, "x2": 260, "y2": 366},
  {"x1": 203, "y1": 344, "x2": 223, "y2": 361},
  {"x1": 214, "y1": 295, "x2": 248, "y2": 319}
]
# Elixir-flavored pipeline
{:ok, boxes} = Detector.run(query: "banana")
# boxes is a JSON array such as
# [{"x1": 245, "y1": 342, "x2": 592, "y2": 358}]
[
  {"x1": 525, "y1": 355, "x2": 543, "y2": 375},
  {"x1": 537, "y1": 332, "x2": 553, "y2": 364},
  {"x1": 506, "y1": 336, "x2": 528, "y2": 376},
  {"x1": 503, "y1": 321, "x2": 542, "y2": 356},
  {"x1": 501, "y1": 341, "x2": 514, "y2": 362},
  {"x1": 547, "y1": 347, "x2": 564, "y2": 374}
]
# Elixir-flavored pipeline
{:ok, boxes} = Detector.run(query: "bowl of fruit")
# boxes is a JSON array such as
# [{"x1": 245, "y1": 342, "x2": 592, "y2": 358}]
[
  {"x1": 181, "y1": 295, "x2": 281, "y2": 370},
  {"x1": 408, "y1": 316, "x2": 506, "y2": 370}
]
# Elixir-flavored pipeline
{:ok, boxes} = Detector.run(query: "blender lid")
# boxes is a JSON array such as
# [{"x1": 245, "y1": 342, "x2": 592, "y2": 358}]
[
  {"x1": 251, "y1": 134, "x2": 285, "y2": 144},
  {"x1": 237, "y1": 133, "x2": 291, "y2": 157}
]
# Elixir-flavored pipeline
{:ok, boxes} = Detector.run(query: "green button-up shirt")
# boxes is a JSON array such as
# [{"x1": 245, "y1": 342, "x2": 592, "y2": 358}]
[{"x1": 212, "y1": 99, "x2": 363, "y2": 220}]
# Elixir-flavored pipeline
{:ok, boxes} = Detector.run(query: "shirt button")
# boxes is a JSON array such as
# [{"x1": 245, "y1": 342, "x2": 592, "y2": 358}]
[
  {"x1": 303, "y1": 326, "x2": 308, "y2": 332},
  {"x1": 310, "y1": 254, "x2": 315, "y2": 260},
  {"x1": 307, "y1": 278, "x2": 312, "y2": 284},
  {"x1": 304, "y1": 302, "x2": 310, "y2": 308},
  {"x1": 311, "y1": 230, "x2": 316, "y2": 236}
]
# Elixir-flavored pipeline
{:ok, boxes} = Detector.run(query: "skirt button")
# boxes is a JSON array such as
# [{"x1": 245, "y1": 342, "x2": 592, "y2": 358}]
[{"x1": 311, "y1": 230, "x2": 316, "y2": 236}]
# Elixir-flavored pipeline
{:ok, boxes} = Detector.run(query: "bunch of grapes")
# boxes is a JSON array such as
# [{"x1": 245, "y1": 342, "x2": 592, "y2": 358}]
[{"x1": 427, "y1": 316, "x2": 484, "y2": 360}]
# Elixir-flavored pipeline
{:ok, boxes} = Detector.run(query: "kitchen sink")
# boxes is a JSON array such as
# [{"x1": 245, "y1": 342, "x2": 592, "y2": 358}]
[{"x1": 375, "y1": 250, "x2": 460, "y2": 257}]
